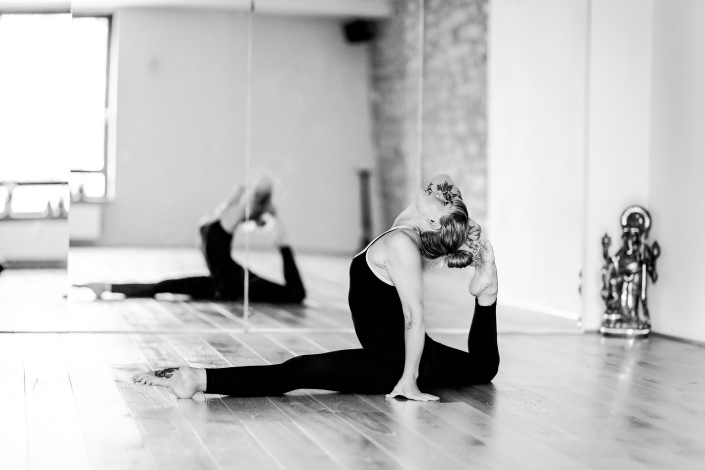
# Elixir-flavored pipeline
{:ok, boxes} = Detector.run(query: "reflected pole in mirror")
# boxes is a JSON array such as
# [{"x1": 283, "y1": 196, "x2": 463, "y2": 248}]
[{"x1": 243, "y1": 0, "x2": 255, "y2": 326}]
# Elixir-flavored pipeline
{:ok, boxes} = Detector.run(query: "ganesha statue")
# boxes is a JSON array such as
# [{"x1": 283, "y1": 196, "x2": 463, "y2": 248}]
[{"x1": 600, "y1": 206, "x2": 661, "y2": 337}]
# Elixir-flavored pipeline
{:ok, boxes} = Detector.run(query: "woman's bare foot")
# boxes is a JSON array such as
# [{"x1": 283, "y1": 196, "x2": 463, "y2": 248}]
[
  {"x1": 468, "y1": 240, "x2": 498, "y2": 306},
  {"x1": 201, "y1": 184, "x2": 246, "y2": 228},
  {"x1": 217, "y1": 195, "x2": 248, "y2": 233},
  {"x1": 248, "y1": 177, "x2": 274, "y2": 223},
  {"x1": 132, "y1": 366, "x2": 207, "y2": 399},
  {"x1": 73, "y1": 282, "x2": 112, "y2": 300}
]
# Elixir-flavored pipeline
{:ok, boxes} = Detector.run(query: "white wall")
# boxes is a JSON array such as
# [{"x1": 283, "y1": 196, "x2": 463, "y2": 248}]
[
  {"x1": 487, "y1": 0, "x2": 587, "y2": 319},
  {"x1": 0, "y1": 220, "x2": 68, "y2": 266},
  {"x1": 247, "y1": 14, "x2": 379, "y2": 253},
  {"x1": 488, "y1": 0, "x2": 705, "y2": 341},
  {"x1": 648, "y1": 0, "x2": 705, "y2": 343},
  {"x1": 101, "y1": 9, "x2": 377, "y2": 254},
  {"x1": 69, "y1": 204, "x2": 102, "y2": 241},
  {"x1": 581, "y1": 0, "x2": 654, "y2": 330}
]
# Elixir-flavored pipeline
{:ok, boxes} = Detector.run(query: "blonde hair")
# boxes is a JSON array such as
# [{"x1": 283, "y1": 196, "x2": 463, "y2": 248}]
[{"x1": 417, "y1": 197, "x2": 476, "y2": 268}]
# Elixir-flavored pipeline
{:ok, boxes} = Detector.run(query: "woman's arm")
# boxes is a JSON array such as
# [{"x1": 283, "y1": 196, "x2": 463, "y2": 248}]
[{"x1": 382, "y1": 232, "x2": 439, "y2": 402}]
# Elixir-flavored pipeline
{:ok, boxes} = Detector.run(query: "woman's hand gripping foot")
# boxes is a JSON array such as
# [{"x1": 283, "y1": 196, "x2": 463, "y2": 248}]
[
  {"x1": 132, "y1": 366, "x2": 207, "y2": 399},
  {"x1": 468, "y1": 240, "x2": 498, "y2": 306}
]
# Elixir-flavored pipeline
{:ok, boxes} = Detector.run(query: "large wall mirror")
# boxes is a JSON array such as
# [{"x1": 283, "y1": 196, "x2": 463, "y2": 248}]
[
  {"x1": 240, "y1": 2, "x2": 391, "y2": 328},
  {"x1": 68, "y1": 4, "x2": 256, "y2": 328},
  {"x1": 65, "y1": 0, "x2": 582, "y2": 334},
  {"x1": 66, "y1": 1, "x2": 401, "y2": 333}
]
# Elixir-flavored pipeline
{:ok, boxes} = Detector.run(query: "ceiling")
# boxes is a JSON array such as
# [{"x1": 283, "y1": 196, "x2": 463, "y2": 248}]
[{"x1": 0, "y1": 0, "x2": 393, "y2": 18}]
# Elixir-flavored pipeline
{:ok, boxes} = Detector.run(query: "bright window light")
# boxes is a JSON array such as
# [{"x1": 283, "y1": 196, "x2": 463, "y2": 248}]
[
  {"x1": 0, "y1": 13, "x2": 72, "y2": 183},
  {"x1": 71, "y1": 17, "x2": 109, "y2": 173},
  {"x1": 11, "y1": 184, "x2": 68, "y2": 215},
  {"x1": 0, "y1": 14, "x2": 110, "y2": 216}
]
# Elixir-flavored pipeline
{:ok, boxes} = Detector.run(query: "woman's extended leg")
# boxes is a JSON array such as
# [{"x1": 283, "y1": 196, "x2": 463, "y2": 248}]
[
  {"x1": 74, "y1": 277, "x2": 217, "y2": 300},
  {"x1": 420, "y1": 298, "x2": 499, "y2": 387},
  {"x1": 133, "y1": 348, "x2": 402, "y2": 398},
  {"x1": 110, "y1": 276, "x2": 216, "y2": 299},
  {"x1": 80, "y1": 217, "x2": 244, "y2": 301}
]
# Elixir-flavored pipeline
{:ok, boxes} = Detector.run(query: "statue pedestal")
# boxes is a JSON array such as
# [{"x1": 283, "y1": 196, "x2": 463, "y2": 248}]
[{"x1": 600, "y1": 325, "x2": 650, "y2": 338}]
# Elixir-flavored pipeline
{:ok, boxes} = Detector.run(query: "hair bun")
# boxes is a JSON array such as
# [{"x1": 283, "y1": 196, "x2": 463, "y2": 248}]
[{"x1": 445, "y1": 250, "x2": 474, "y2": 269}]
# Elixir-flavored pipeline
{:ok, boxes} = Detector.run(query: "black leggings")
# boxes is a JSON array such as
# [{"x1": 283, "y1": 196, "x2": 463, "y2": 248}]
[
  {"x1": 112, "y1": 221, "x2": 306, "y2": 304},
  {"x1": 205, "y1": 299, "x2": 499, "y2": 395}
]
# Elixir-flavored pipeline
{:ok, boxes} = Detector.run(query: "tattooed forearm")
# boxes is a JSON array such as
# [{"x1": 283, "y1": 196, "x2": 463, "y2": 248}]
[
  {"x1": 405, "y1": 321, "x2": 414, "y2": 331},
  {"x1": 155, "y1": 367, "x2": 179, "y2": 378}
]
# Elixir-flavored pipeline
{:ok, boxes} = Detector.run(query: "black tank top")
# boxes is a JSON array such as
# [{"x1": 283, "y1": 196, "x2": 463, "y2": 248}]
[{"x1": 348, "y1": 226, "x2": 415, "y2": 352}]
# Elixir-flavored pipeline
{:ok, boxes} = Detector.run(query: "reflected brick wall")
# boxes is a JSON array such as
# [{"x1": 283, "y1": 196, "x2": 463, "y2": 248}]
[{"x1": 370, "y1": 0, "x2": 488, "y2": 225}]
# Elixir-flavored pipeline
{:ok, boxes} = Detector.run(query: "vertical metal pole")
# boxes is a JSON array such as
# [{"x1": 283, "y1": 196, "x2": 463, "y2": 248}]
[
  {"x1": 415, "y1": 0, "x2": 425, "y2": 191},
  {"x1": 579, "y1": 0, "x2": 592, "y2": 331},
  {"x1": 243, "y1": 0, "x2": 254, "y2": 328}
]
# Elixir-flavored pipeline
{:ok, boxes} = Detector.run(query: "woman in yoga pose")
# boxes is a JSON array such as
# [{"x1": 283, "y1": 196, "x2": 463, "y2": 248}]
[
  {"x1": 133, "y1": 174, "x2": 499, "y2": 401},
  {"x1": 77, "y1": 178, "x2": 306, "y2": 304}
]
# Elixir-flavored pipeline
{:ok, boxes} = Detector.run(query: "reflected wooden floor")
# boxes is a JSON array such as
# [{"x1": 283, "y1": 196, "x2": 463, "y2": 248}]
[
  {"x1": 56, "y1": 247, "x2": 578, "y2": 333},
  {"x1": 1, "y1": 250, "x2": 704, "y2": 469}
]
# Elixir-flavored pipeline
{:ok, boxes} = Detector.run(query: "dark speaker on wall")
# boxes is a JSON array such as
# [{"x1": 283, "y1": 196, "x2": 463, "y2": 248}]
[{"x1": 343, "y1": 20, "x2": 377, "y2": 43}]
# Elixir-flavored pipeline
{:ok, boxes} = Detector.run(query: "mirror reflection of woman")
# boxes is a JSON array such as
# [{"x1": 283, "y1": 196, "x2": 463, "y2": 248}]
[
  {"x1": 75, "y1": 177, "x2": 306, "y2": 305},
  {"x1": 134, "y1": 174, "x2": 500, "y2": 402}
]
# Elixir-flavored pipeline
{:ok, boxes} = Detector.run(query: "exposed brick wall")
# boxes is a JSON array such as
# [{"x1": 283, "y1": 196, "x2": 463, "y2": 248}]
[{"x1": 370, "y1": 0, "x2": 488, "y2": 225}]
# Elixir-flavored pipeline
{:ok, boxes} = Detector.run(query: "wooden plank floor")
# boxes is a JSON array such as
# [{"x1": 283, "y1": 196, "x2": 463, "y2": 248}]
[
  {"x1": 1, "y1": 330, "x2": 704, "y2": 469},
  {"x1": 2, "y1": 250, "x2": 704, "y2": 469}
]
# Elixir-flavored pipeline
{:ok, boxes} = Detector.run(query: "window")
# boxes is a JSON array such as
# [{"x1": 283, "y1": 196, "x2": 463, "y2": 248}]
[
  {"x1": 70, "y1": 16, "x2": 111, "y2": 202},
  {"x1": 0, "y1": 13, "x2": 111, "y2": 220}
]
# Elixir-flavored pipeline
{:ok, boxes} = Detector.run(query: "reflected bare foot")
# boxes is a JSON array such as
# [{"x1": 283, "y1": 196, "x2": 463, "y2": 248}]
[
  {"x1": 132, "y1": 366, "x2": 206, "y2": 399},
  {"x1": 73, "y1": 282, "x2": 112, "y2": 300},
  {"x1": 248, "y1": 177, "x2": 274, "y2": 223},
  {"x1": 202, "y1": 184, "x2": 246, "y2": 228}
]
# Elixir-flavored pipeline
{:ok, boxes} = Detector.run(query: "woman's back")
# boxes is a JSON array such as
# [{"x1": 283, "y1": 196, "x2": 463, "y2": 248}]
[{"x1": 348, "y1": 227, "x2": 416, "y2": 352}]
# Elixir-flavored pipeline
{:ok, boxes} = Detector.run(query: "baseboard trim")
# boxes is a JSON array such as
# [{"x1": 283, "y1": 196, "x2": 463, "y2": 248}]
[
  {"x1": 70, "y1": 240, "x2": 98, "y2": 247},
  {"x1": 3, "y1": 260, "x2": 67, "y2": 269},
  {"x1": 499, "y1": 299, "x2": 581, "y2": 321},
  {"x1": 651, "y1": 331, "x2": 705, "y2": 348},
  {"x1": 580, "y1": 329, "x2": 704, "y2": 347}
]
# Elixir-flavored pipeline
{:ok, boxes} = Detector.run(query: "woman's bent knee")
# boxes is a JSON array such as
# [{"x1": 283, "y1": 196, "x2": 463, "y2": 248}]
[
  {"x1": 478, "y1": 357, "x2": 500, "y2": 383},
  {"x1": 469, "y1": 356, "x2": 499, "y2": 384},
  {"x1": 292, "y1": 289, "x2": 306, "y2": 304}
]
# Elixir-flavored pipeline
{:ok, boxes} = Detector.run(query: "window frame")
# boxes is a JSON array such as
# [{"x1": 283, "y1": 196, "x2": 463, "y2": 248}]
[
  {"x1": 70, "y1": 13, "x2": 114, "y2": 205},
  {"x1": 0, "y1": 181, "x2": 69, "y2": 221},
  {"x1": 0, "y1": 11, "x2": 114, "y2": 220},
  {"x1": 0, "y1": 10, "x2": 70, "y2": 221}
]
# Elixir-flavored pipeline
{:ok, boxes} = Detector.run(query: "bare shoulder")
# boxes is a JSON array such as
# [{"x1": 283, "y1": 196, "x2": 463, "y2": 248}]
[
  {"x1": 382, "y1": 229, "x2": 421, "y2": 262},
  {"x1": 382, "y1": 229, "x2": 424, "y2": 287}
]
